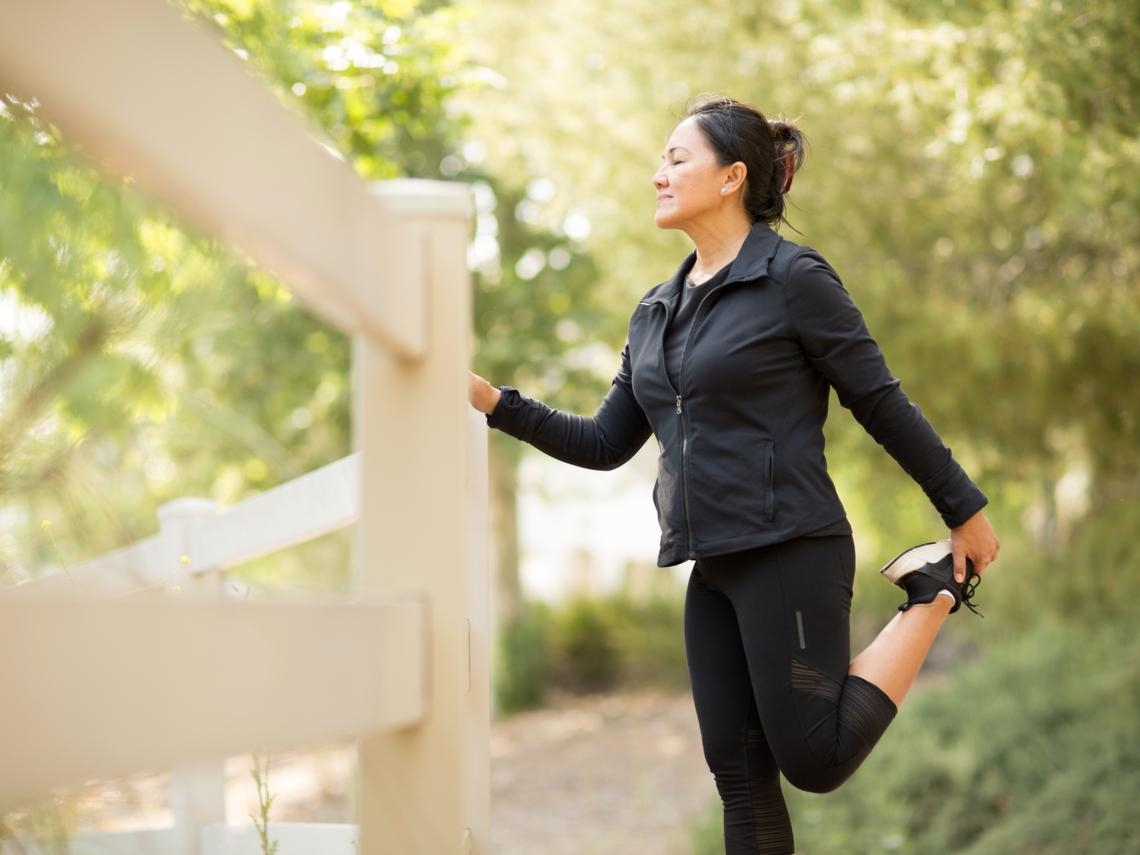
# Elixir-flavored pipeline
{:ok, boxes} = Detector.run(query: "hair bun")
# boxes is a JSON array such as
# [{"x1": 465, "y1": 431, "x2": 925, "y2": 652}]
[{"x1": 768, "y1": 120, "x2": 806, "y2": 194}]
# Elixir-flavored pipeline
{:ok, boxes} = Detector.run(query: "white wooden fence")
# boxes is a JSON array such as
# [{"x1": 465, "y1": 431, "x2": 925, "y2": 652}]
[{"x1": 0, "y1": 1, "x2": 489, "y2": 853}]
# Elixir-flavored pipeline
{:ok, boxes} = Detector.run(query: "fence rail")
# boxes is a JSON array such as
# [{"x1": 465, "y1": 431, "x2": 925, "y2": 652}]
[
  {"x1": 17, "y1": 452, "x2": 362, "y2": 596},
  {"x1": 0, "y1": 593, "x2": 425, "y2": 807},
  {"x1": 0, "y1": 0, "x2": 450, "y2": 358}
]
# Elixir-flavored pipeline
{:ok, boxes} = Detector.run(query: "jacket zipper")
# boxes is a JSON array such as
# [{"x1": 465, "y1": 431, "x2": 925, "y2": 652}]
[
  {"x1": 652, "y1": 273, "x2": 746, "y2": 560},
  {"x1": 674, "y1": 284, "x2": 725, "y2": 560},
  {"x1": 648, "y1": 296, "x2": 699, "y2": 560}
]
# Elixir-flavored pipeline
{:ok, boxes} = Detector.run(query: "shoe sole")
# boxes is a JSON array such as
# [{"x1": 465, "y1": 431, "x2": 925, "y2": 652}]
[{"x1": 878, "y1": 539, "x2": 952, "y2": 586}]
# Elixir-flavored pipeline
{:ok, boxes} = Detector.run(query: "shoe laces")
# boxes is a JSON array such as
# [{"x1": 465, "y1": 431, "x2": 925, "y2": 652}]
[{"x1": 960, "y1": 573, "x2": 983, "y2": 617}]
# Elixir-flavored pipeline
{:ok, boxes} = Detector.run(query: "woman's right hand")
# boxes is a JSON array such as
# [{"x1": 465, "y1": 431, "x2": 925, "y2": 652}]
[
  {"x1": 468, "y1": 371, "x2": 502, "y2": 415},
  {"x1": 949, "y1": 510, "x2": 1000, "y2": 583}
]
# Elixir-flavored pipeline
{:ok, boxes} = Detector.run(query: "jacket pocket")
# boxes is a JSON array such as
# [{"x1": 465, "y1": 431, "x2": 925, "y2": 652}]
[{"x1": 688, "y1": 434, "x2": 775, "y2": 540}]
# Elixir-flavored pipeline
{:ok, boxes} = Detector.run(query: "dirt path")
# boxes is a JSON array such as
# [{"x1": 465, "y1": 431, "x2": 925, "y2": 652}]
[{"x1": 490, "y1": 690, "x2": 713, "y2": 855}]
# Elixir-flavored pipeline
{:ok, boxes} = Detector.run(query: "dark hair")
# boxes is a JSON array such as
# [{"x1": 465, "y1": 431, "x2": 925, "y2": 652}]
[{"x1": 685, "y1": 95, "x2": 806, "y2": 229}]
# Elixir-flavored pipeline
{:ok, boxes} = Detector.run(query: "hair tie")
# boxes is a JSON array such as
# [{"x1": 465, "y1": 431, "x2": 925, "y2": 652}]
[{"x1": 780, "y1": 152, "x2": 795, "y2": 194}]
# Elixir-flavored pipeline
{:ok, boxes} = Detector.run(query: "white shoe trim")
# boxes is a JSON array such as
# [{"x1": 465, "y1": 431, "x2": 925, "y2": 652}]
[{"x1": 878, "y1": 539, "x2": 952, "y2": 585}]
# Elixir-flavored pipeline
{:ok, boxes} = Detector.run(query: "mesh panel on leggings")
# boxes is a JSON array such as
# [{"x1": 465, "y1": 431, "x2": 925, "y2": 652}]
[
  {"x1": 745, "y1": 728, "x2": 796, "y2": 855},
  {"x1": 836, "y1": 675, "x2": 897, "y2": 755},
  {"x1": 790, "y1": 657, "x2": 841, "y2": 703}
]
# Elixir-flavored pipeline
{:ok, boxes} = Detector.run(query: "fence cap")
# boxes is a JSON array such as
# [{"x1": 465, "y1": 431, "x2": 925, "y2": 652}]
[{"x1": 370, "y1": 179, "x2": 473, "y2": 219}]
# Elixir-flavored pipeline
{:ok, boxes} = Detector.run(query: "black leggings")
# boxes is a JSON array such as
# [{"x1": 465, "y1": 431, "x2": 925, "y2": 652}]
[{"x1": 685, "y1": 536, "x2": 898, "y2": 855}]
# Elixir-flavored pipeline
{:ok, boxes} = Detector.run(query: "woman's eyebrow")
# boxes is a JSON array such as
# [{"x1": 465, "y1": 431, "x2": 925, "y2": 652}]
[{"x1": 662, "y1": 145, "x2": 691, "y2": 159}]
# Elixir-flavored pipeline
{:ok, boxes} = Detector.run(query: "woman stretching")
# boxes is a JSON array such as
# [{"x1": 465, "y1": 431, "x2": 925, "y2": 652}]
[{"x1": 468, "y1": 94, "x2": 1000, "y2": 854}]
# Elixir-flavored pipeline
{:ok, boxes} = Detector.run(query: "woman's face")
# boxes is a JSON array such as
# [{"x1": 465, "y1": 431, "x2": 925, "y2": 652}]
[{"x1": 652, "y1": 116, "x2": 735, "y2": 231}]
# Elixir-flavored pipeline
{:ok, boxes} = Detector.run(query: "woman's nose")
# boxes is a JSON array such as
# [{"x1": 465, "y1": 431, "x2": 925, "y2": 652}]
[{"x1": 652, "y1": 168, "x2": 667, "y2": 189}]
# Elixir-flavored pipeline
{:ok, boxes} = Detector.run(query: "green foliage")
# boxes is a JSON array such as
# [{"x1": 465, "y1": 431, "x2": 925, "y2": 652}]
[
  {"x1": 549, "y1": 596, "x2": 622, "y2": 694},
  {"x1": 469, "y1": 177, "x2": 621, "y2": 412},
  {"x1": 0, "y1": 0, "x2": 618, "y2": 605},
  {"x1": 250, "y1": 755, "x2": 279, "y2": 855},
  {"x1": 0, "y1": 8, "x2": 1135, "y2": 855},
  {"x1": 604, "y1": 592, "x2": 691, "y2": 688},
  {"x1": 495, "y1": 604, "x2": 552, "y2": 714},
  {"x1": 464, "y1": 0, "x2": 1140, "y2": 563},
  {"x1": 0, "y1": 0, "x2": 467, "y2": 581},
  {"x1": 1034, "y1": 499, "x2": 1140, "y2": 624},
  {"x1": 690, "y1": 618, "x2": 1140, "y2": 854},
  {"x1": 180, "y1": 0, "x2": 468, "y2": 180},
  {"x1": 495, "y1": 591, "x2": 688, "y2": 714},
  {"x1": 0, "y1": 799, "x2": 74, "y2": 854}
]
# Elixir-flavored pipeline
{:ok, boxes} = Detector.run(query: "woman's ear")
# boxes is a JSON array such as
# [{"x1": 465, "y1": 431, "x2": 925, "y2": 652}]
[{"x1": 726, "y1": 161, "x2": 747, "y2": 194}]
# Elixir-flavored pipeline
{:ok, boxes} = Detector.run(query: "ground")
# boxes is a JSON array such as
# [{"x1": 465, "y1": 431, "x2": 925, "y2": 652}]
[{"x1": 489, "y1": 690, "x2": 712, "y2": 855}]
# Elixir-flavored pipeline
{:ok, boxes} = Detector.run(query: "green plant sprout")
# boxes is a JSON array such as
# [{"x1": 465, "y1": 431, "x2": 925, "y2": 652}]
[{"x1": 249, "y1": 755, "x2": 279, "y2": 855}]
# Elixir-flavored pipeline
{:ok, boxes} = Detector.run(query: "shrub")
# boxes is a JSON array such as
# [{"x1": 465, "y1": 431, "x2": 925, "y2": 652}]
[
  {"x1": 548, "y1": 596, "x2": 622, "y2": 694},
  {"x1": 494, "y1": 590, "x2": 688, "y2": 713},
  {"x1": 494, "y1": 604, "x2": 553, "y2": 714},
  {"x1": 608, "y1": 593, "x2": 691, "y2": 690}
]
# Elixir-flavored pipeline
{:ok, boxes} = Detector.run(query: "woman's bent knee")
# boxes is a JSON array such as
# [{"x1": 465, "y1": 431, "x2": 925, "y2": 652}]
[{"x1": 780, "y1": 760, "x2": 853, "y2": 795}]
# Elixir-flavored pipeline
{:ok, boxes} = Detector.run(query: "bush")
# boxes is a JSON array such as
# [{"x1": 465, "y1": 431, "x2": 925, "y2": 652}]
[
  {"x1": 549, "y1": 596, "x2": 622, "y2": 693},
  {"x1": 494, "y1": 591, "x2": 688, "y2": 714},
  {"x1": 1038, "y1": 499, "x2": 1140, "y2": 623},
  {"x1": 608, "y1": 593, "x2": 691, "y2": 689},
  {"x1": 495, "y1": 604, "x2": 553, "y2": 714}
]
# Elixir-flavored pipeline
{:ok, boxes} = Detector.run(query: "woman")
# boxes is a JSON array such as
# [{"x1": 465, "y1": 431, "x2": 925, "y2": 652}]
[{"x1": 469, "y1": 95, "x2": 1000, "y2": 854}]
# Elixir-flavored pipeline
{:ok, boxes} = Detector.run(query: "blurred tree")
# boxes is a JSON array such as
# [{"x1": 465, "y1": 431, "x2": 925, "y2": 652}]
[
  {"x1": 466, "y1": 175, "x2": 624, "y2": 618},
  {"x1": 189, "y1": 0, "x2": 627, "y2": 613},
  {"x1": 0, "y1": 0, "x2": 470, "y2": 584},
  {"x1": 0, "y1": 0, "x2": 622, "y2": 619},
  {"x1": 183, "y1": 0, "x2": 628, "y2": 615},
  {"x1": 461, "y1": 0, "x2": 1140, "y2": 577}
]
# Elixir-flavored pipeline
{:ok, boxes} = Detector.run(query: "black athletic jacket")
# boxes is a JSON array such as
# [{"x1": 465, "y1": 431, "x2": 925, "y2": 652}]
[{"x1": 488, "y1": 221, "x2": 987, "y2": 566}]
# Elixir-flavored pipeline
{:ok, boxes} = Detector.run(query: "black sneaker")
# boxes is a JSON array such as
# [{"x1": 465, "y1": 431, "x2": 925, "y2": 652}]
[{"x1": 878, "y1": 540, "x2": 982, "y2": 616}]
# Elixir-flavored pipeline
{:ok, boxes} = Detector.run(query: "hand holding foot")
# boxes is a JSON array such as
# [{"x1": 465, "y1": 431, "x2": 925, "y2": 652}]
[{"x1": 950, "y1": 510, "x2": 1000, "y2": 583}]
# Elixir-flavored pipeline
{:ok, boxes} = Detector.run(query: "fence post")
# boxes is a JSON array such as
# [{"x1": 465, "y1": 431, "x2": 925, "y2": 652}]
[
  {"x1": 352, "y1": 180, "x2": 487, "y2": 854},
  {"x1": 158, "y1": 498, "x2": 227, "y2": 855}
]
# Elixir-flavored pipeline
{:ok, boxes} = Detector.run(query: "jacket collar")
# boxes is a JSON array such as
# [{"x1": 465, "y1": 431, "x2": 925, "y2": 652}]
[
  {"x1": 643, "y1": 221, "x2": 784, "y2": 308},
  {"x1": 724, "y1": 220, "x2": 783, "y2": 284}
]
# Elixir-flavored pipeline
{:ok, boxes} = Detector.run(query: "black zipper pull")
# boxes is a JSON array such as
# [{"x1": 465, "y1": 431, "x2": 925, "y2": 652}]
[{"x1": 675, "y1": 395, "x2": 683, "y2": 414}]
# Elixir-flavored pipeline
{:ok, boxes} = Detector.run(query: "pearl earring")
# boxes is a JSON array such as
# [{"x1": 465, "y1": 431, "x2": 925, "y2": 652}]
[{"x1": 721, "y1": 187, "x2": 728, "y2": 194}]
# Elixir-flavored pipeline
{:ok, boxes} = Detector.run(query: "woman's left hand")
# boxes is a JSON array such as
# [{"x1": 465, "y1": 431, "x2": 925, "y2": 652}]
[{"x1": 950, "y1": 510, "x2": 1000, "y2": 583}]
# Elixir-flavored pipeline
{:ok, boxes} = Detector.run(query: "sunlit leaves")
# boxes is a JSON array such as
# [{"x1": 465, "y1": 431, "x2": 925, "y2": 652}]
[
  {"x1": 464, "y1": 0, "x2": 1140, "y2": 546},
  {"x1": 0, "y1": 0, "x2": 466, "y2": 574}
]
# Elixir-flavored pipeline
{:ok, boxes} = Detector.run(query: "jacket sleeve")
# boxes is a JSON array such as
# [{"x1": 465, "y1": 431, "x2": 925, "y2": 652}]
[
  {"x1": 486, "y1": 344, "x2": 653, "y2": 471},
  {"x1": 785, "y1": 250, "x2": 987, "y2": 527}
]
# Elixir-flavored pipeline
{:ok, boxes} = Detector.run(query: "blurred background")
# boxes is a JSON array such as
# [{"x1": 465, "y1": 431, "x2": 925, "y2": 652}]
[{"x1": 1, "y1": 0, "x2": 1137, "y2": 852}]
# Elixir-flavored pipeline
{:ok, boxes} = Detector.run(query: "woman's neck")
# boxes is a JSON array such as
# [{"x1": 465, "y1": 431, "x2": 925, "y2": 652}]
[{"x1": 685, "y1": 215, "x2": 753, "y2": 284}]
